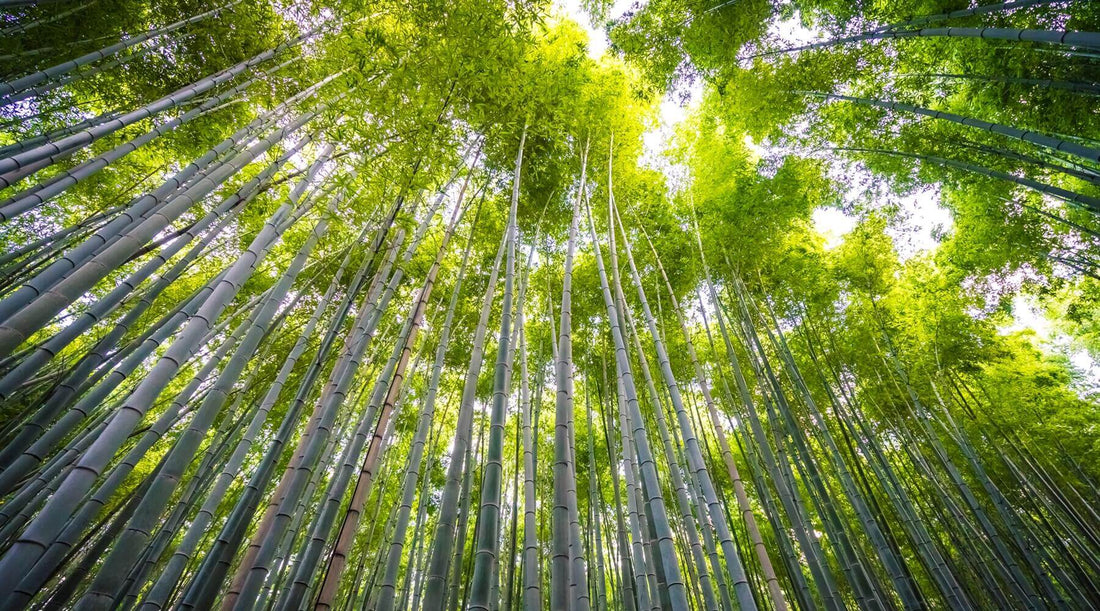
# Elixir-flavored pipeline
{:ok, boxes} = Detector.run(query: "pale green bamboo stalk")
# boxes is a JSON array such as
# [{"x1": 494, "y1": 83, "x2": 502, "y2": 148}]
[
  {"x1": 421, "y1": 225, "x2": 508, "y2": 609},
  {"x1": 586, "y1": 196, "x2": 689, "y2": 610},
  {"x1": 470, "y1": 127, "x2": 526, "y2": 610}
]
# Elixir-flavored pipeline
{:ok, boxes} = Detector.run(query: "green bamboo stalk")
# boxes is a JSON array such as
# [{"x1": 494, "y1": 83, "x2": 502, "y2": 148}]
[
  {"x1": 421, "y1": 222, "x2": 508, "y2": 610},
  {"x1": 586, "y1": 195, "x2": 689, "y2": 610},
  {"x1": 376, "y1": 193, "x2": 483, "y2": 611},
  {"x1": 469, "y1": 127, "x2": 526, "y2": 610},
  {"x1": 0, "y1": 1, "x2": 244, "y2": 100},
  {"x1": 635, "y1": 217, "x2": 787, "y2": 611},
  {"x1": 748, "y1": 23, "x2": 1100, "y2": 62},
  {"x1": 311, "y1": 170, "x2": 473, "y2": 610}
]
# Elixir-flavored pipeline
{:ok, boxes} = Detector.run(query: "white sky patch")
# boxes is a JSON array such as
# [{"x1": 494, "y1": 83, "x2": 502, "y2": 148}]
[
  {"x1": 822, "y1": 157, "x2": 953, "y2": 255},
  {"x1": 641, "y1": 81, "x2": 702, "y2": 188},
  {"x1": 553, "y1": 0, "x2": 697, "y2": 182},
  {"x1": 1003, "y1": 294, "x2": 1100, "y2": 396},
  {"x1": 886, "y1": 186, "x2": 953, "y2": 260},
  {"x1": 767, "y1": 10, "x2": 823, "y2": 46},
  {"x1": 1004, "y1": 294, "x2": 1052, "y2": 339},
  {"x1": 742, "y1": 134, "x2": 766, "y2": 160},
  {"x1": 553, "y1": 0, "x2": 634, "y2": 58},
  {"x1": 813, "y1": 206, "x2": 855, "y2": 249}
]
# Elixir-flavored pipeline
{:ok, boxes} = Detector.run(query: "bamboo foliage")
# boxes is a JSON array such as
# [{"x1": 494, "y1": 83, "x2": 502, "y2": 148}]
[{"x1": 0, "y1": 1, "x2": 1096, "y2": 609}]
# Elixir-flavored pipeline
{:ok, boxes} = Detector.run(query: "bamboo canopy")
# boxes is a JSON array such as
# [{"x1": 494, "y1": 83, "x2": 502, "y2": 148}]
[{"x1": 0, "y1": 0, "x2": 1097, "y2": 609}]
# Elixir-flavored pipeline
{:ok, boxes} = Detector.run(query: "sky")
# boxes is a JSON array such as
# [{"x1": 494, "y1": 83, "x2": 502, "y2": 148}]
[{"x1": 554, "y1": 0, "x2": 628, "y2": 58}]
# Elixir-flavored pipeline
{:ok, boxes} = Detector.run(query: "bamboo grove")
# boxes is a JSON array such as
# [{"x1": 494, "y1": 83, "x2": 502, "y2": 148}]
[{"x1": 0, "y1": 0, "x2": 1096, "y2": 609}]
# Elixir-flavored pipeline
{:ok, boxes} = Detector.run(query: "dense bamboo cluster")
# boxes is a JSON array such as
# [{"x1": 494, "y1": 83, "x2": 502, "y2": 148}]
[{"x1": 0, "y1": 0, "x2": 1097, "y2": 610}]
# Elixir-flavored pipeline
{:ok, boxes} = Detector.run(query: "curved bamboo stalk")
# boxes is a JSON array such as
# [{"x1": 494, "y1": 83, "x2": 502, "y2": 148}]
[
  {"x1": 0, "y1": 1, "x2": 97, "y2": 38},
  {"x1": 746, "y1": 23, "x2": 1100, "y2": 62},
  {"x1": 902, "y1": 72, "x2": 1100, "y2": 96},
  {"x1": 868, "y1": 0, "x2": 1062, "y2": 33},
  {"x1": 950, "y1": 138, "x2": 1100, "y2": 187},
  {"x1": 0, "y1": 113, "x2": 317, "y2": 356},
  {"x1": 808, "y1": 92, "x2": 1100, "y2": 165},
  {"x1": 834, "y1": 146, "x2": 1100, "y2": 213}
]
